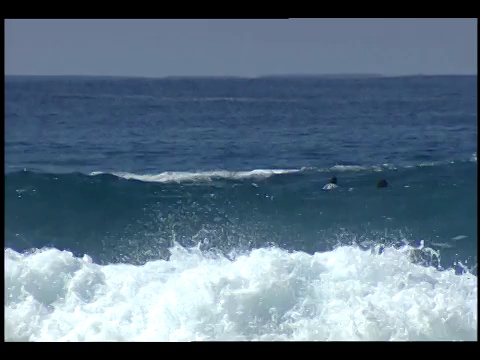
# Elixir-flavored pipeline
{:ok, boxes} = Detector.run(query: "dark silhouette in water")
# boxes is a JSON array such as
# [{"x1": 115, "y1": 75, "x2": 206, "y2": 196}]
[
  {"x1": 322, "y1": 176, "x2": 338, "y2": 190},
  {"x1": 376, "y1": 179, "x2": 388, "y2": 188}
]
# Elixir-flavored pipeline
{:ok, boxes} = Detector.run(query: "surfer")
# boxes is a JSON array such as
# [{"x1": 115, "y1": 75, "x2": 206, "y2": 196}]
[
  {"x1": 322, "y1": 176, "x2": 338, "y2": 190},
  {"x1": 376, "y1": 179, "x2": 388, "y2": 188}
]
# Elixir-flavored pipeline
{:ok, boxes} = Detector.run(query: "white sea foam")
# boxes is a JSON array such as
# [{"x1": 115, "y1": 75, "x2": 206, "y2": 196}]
[
  {"x1": 5, "y1": 243, "x2": 477, "y2": 341},
  {"x1": 89, "y1": 165, "x2": 389, "y2": 184},
  {"x1": 329, "y1": 165, "x2": 368, "y2": 172},
  {"x1": 90, "y1": 169, "x2": 301, "y2": 183},
  {"x1": 329, "y1": 164, "x2": 397, "y2": 172},
  {"x1": 88, "y1": 156, "x2": 475, "y2": 184}
]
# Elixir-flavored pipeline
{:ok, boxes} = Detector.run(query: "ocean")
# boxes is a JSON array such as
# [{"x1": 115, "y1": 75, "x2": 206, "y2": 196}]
[{"x1": 4, "y1": 75, "x2": 477, "y2": 341}]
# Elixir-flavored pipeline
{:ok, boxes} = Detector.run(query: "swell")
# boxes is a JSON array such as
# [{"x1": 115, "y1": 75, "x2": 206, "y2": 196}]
[{"x1": 5, "y1": 161, "x2": 477, "y2": 267}]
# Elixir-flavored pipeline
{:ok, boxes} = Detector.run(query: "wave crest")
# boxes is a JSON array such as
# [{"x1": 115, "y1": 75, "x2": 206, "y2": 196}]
[{"x1": 89, "y1": 169, "x2": 302, "y2": 183}]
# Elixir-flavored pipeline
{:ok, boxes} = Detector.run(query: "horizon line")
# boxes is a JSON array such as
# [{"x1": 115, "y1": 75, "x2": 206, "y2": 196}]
[{"x1": 5, "y1": 73, "x2": 477, "y2": 80}]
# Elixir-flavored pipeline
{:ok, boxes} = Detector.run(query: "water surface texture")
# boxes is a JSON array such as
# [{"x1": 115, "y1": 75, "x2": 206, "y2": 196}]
[{"x1": 5, "y1": 75, "x2": 477, "y2": 341}]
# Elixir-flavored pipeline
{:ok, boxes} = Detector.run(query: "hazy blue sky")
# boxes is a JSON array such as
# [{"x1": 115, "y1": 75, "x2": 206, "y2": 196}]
[{"x1": 5, "y1": 19, "x2": 477, "y2": 77}]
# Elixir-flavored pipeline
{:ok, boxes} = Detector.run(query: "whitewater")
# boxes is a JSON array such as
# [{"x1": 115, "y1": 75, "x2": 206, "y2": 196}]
[{"x1": 5, "y1": 242, "x2": 477, "y2": 341}]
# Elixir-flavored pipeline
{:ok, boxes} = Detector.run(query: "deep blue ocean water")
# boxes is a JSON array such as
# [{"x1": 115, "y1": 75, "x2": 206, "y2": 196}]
[{"x1": 4, "y1": 75, "x2": 477, "y2": 341}]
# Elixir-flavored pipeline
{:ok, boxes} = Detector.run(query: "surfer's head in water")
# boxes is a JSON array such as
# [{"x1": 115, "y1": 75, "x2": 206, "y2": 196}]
[
  {"x1": 376, "y1": 179, "x2": 388, "y2": 188},
  {"x1": 322, "y1": 176, "x2": 338, "y2": 190}
]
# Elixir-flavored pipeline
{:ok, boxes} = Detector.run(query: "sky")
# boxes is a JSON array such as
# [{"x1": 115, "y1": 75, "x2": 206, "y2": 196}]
[{"x1": 4, "y1": 18, "x2": 478, "y2": 77}]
